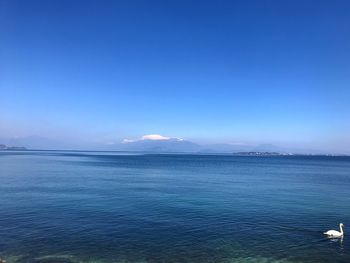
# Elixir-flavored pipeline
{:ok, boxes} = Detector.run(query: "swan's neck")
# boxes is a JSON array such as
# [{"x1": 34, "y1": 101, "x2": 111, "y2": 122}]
[{"x1": 340, "y1": 224, "x2": 344, "y2": 235}]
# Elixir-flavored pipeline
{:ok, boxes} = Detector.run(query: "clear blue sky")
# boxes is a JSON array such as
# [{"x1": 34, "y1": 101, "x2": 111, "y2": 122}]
[{"x1": 1, "y1": 0, "x2": 350, "y2": 153}]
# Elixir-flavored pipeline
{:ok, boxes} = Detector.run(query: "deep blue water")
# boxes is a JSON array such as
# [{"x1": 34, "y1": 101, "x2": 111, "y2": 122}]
[{"x1": 0, "y1": 151, "x2": 350, "y2": 263}]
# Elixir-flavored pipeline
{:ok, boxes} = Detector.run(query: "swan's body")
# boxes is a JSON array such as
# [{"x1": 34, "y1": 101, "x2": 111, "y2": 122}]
[{"x1": 324, "y1": 223, "x2": 344, "y2": 237}]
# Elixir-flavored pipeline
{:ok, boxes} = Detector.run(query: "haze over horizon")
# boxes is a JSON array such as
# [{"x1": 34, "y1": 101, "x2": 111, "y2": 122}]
[{"x1": 1, "y1": 0, "x2": 350, "y2": 154}]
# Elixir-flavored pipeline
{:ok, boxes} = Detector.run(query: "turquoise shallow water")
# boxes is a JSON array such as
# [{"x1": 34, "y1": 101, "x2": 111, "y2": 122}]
[{"x1": 0, "y1": 151, "x2": 350, "y2": 263}]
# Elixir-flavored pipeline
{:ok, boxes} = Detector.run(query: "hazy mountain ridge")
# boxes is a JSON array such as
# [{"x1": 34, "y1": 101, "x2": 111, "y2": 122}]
[
  {"x1": 118, "y1": 138, "x2": 201, "y2": 153},
  {"x1": 0, "y1": 135, "x2": 339, "y2": 155}
]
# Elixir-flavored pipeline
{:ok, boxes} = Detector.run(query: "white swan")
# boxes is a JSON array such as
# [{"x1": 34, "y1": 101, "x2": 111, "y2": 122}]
[{"x1": 324, "y1": 223, "x2": 344, "y2": 237}]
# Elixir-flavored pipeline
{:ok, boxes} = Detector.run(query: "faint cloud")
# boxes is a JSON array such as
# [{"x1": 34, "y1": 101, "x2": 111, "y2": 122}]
[
  {"x1": 141, "y1": 134, "x2": 170, "y2": 140},
  {"x1": 228, "y1": 142, "x2": 251, "y2": 146},
  {"x1": 105, "y1": 141, "x2": 117, "y2": 145},
  {"x1": 122, "y1": 139, "x2": 136, "y2": 143}
]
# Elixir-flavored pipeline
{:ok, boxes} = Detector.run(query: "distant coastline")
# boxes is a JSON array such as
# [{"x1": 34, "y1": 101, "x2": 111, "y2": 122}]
[
  {"x1": 0, "y1": 144, "x2": 27, "y2": 151},
  {"x1": 0, "y1": 146, "x2": 347, "y2": 157},
  {"x1": 230, "y1": 151, "x2": 347, "y2": 157}
]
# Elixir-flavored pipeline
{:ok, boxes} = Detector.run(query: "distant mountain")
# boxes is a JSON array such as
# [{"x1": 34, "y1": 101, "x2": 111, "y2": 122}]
[
  {"x1": 114, "y1": 136, "x2": 287, "y2": 154},
  {"x1": 0, "y1": 134, "x2": 307, "y2": 154},
  {"x1": 118, "y1": 138, "x2": 201, "y2": 153},
  {"x1": 3, "y1": 136, "x2": 54, "y2": 149},
  {"x1": 0, "y1": 136, "x2": 86, "y2": 150}
]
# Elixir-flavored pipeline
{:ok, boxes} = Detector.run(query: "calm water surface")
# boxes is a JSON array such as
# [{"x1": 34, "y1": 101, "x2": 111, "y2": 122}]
[{"x1": 0, "y1": 151, "x2": 350, "y2": 263}]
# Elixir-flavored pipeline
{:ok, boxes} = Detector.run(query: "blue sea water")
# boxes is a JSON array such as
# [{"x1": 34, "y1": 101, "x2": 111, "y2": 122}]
[{"x1": 0, "y1": 151, "x2": 350, "y2": 263}]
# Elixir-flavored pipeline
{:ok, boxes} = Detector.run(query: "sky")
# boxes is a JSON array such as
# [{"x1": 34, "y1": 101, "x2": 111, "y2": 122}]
[{"x1": 1, "y1": 0, "x2": 350, "y2": 153}]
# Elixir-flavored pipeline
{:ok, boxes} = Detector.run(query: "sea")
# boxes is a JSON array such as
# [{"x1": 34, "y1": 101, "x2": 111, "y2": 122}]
[{"x1": 0, "y1": 151, "x2": 350, "y2": 263}]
